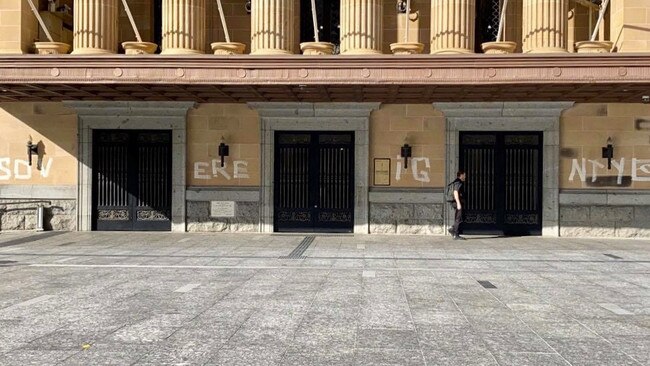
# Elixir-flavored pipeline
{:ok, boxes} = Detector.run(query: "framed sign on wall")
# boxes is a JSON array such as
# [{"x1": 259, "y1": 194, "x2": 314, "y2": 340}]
[{"x1": 373, "y1": 158, "x2": 391, "y2": 186}]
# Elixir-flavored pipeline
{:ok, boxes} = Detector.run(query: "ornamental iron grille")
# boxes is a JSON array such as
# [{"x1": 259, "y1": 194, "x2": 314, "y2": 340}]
[
  {"x1": 92, "y1": 130, "x2": 172, "y2": 231},
  {"x1": 274, "y1": 131, "x2": 354, "y2": 232},
  {"x1": 459, "y1": 131, "x2": 543, "y2": 235}
]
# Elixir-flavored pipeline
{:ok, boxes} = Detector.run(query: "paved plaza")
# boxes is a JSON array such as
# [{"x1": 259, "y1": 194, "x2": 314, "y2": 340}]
[{"x1": 0, "y1": 232, "x2": 648, "y2": 365}]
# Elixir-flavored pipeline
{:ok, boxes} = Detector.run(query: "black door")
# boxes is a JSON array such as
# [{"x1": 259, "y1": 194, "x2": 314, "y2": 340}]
[
  {"x1": 459, "y1": 132, "x2": 543, "y2": 235},
  {"x1": 274, "y1": 132, "x2": 354, "y2": 233},
  {"x1": 92, "y1": 130, "x2": 172, "y2": 231}
]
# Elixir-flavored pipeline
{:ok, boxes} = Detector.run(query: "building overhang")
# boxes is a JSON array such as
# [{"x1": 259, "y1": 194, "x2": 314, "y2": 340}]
[{"x1": 1, "y1": 54, "x2": 649, "y2": 103}]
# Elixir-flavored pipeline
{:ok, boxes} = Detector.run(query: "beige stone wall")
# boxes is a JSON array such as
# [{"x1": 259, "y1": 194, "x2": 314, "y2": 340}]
[
  {"x1": 560, "y1": 103, "x2": 650, "y2": 190},
  {"x1": 186, "y1": 104, "x2": 260, "y2": 186},
  {"x1": 39, "y1": 11, "x2": 74, "y2": 45},
  {"x1": 206, "y1": 0, "x2": 252, "y2": 52},
  {"x1": 369, "y1": 104, "x2": 445, "y2": 188},
  {"x1": 0, "y1": 103, "x2": 77, "y2": 185},
  {"x1": 382, "y1": 0, "x2": 430, "y2": 53},
  {"x1": 611, "y1": 0, "x2": 650, "y2": 52},
  {"x1": 119, "y1": 0, "x2": 154, "y2": 44},
  {"x1": 0, "y1": 0, "x2": 39, "y2": 54}
]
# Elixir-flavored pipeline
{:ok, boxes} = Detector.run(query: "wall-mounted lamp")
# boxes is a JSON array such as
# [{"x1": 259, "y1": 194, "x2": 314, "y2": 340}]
[
  {"x1": 396, "y1": 0, "x2": 407, "y2": 13},
  {"x1": 245, "y1": 0, "x2": 251, "y2": 14},
  {"x1": 401, "y1": 143, "x2": 412, "y2": 169},
  {"x1": 218, "y1": 136, "x2": 230, "y2": 168},
  {"x1": 27, "y1": 138, "x2": 38, "y2": 166},
  {"x1": 602, "y1": 137, "x2": 614, "y2": 170}
]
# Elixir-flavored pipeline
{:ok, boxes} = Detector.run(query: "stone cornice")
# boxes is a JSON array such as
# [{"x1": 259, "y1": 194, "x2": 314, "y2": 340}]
[{"x1": 1, "y1": 54, "x2": 650, "y2": 85}]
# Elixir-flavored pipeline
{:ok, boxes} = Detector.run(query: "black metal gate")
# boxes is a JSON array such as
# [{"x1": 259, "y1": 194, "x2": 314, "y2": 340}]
[
  {"x1": 92, "y1": 130, "x2": 172, "y2": 231},
  {"x1": 274, "y1": 132, "x2": 354, "y2": 232},
  {"x1": 459, "y1": 132, "x2": 543, "y2": 235}
]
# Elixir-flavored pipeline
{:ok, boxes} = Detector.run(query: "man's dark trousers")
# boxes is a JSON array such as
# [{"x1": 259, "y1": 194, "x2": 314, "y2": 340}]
[{"x1": 451, "y1": 205, "x2": 463, "y2": 236}]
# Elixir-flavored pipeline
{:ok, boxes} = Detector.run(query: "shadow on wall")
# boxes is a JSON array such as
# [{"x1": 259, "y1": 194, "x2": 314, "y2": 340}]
[
  {"x1": 0, "y1": 103, "x2": 77, "y2": 183},
  {"x1": 611, "y1": 24, "x2": 650, "y2": 52}
]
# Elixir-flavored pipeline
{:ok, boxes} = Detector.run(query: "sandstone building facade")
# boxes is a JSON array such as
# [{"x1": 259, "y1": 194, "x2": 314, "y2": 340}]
[{"x1": 1, "y1": 0, "x2": 650, "y2": 237}]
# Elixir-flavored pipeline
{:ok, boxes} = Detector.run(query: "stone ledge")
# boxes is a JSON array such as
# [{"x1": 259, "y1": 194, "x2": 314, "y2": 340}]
[
  {"x1": 0, "y1": 185, "x2": 76, "y2": 199},
  {"x1": 435, "y1": 102, "x2": 574, "y2": 118},
  {"x1": 64, "y1": 101, "x2": 197, "y2": 116},
  {"x1": 369, "y1": 188, "x2": 444, "y2": 204},
  {"x1": 186, "y1": 187, "x2": 260, "y2": 202},
  {"x1": 250, "y1": 102, "x2": 380, "y2": 118},
  {"x1": 560, "y1": 190, "x2": 650, "y2": 206}
]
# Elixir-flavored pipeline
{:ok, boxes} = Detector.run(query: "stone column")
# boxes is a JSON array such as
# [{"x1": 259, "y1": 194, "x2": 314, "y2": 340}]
[
  {"x1": 610, "y1": 0, "x2": 650, "y2": 52},
  {"x1": 161, "y1": 0, "x2": 206, "y2": 54},
  {"x1": 72, "y1": 0, "x2": 118, "y2": 54},
  {"x1": 430, "y1": 0, "x2": 475, "y2": 54},
  {"x1": 522, "y1": 0, "x2": 569, "y2": 53},
  {"x1": 251, "y1": 0, "x2": 295, "y2": 55},
  {"x1": 340, "y1": 0, "x2": 383, "y2": 54}
]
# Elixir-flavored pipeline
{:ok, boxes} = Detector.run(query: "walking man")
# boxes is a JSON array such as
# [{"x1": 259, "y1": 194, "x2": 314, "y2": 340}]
[{"x1": 448, "y1": 170, "x2": 466, "y2": 240}]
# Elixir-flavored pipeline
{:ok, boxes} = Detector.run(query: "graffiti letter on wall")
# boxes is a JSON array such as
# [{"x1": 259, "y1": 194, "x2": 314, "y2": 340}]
[
  {"x1": 632, "y1": 159, "x2": 650, "y2": 182},
  {"x1": 194, "y1": 162, "x2": 210, "y2": 179},
  {"x1": 611, "y1": 158, "x2": 625, "y2": 185},
  {"x1": 395, "y1": 155, "x2": 431, "y2": 183},
  {"x1": 0, "y1": 158, "x2": 54, "y2": 180},
  {"x1": 14, "y1": 160, "x2": 30, "y2": 180},
  {"x1": 233, "y1": 161, "x2": 250, "y2": 179},
  {"x1": 569, "y1": 158, "x2": 586, "y2": 182},
  {"x1": 587, "y1": 159, "x2": 605, "y2": 182},
  {"x1": 211, "y1": 160, "x2": 232, "y2": 180},
  {"x1": 40, "y1": 158, "x2": 53, "y2": 178},
  {"x1": 411, "y1": 157, "x2": 431, "y2": 183},
  {"x1": 0, "y1": 158, "x2": 10, "y2": 181},
  {"x1": 395, "y1": 155, "x2": 404, "y2": 181}
]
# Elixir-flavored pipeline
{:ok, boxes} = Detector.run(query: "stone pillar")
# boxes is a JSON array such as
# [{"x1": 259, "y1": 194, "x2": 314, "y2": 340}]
[
  {"x1": 251, "y1": 0, "x2": 295, "y2": 55},
  {"x1": 72, "y1": 0, "x2": 118, "y2": 54},
  {"x1": 522, "y1": 0, "x2": 569, "y2": 53},
  {"x1": 610, "y1": 0, "x2": 650, "y2": 52},
  {"x1": 430, "y1": 0, "x2": 475, "y2": 54},
  {"x1": 340, "y1": 0, "x2": 383, "y2": 54},
  {"x1": 161, "y1": 0, "x2": 206, "y2": 54}
]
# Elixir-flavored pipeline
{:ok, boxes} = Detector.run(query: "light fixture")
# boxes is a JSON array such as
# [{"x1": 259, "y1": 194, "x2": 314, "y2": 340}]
[
  {"x1": 27, "y1": 137, "x2": 38, "y2": 166},
  {"x1": 245, "y1": 0, "x2": 251, "y2": 14},
  {"x1": 218, "y1": 136, "x2": 230, "y2": 168},
  {"x1": 401, "y1": 143, "x2": 412, "y2": 169},
  {"x1": 396, "y1": 0, "x2": 407, "y2": 13},
  {"x1": 602, "y1": 137, "x2": 613, "y2": 170}
]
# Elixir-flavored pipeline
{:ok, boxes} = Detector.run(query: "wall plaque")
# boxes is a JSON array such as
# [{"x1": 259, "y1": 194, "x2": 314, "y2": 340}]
[
  {"x1": 210, "y1": 201, "x2": 236, "y2": 218},
  {"x1": 374, "y1": 158, "x2": 391, "y2": 186}
]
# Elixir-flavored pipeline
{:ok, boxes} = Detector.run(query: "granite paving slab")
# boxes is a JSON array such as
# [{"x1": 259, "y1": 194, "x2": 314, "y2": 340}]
[{"x1": 0, "y1": 232, "x2": 647, "y2": 365}]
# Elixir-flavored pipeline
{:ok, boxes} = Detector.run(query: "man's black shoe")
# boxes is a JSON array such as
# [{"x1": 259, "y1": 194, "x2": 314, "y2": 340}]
[{"x1": 448, "y1": 228, "x2": 455, "y2": 236}]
